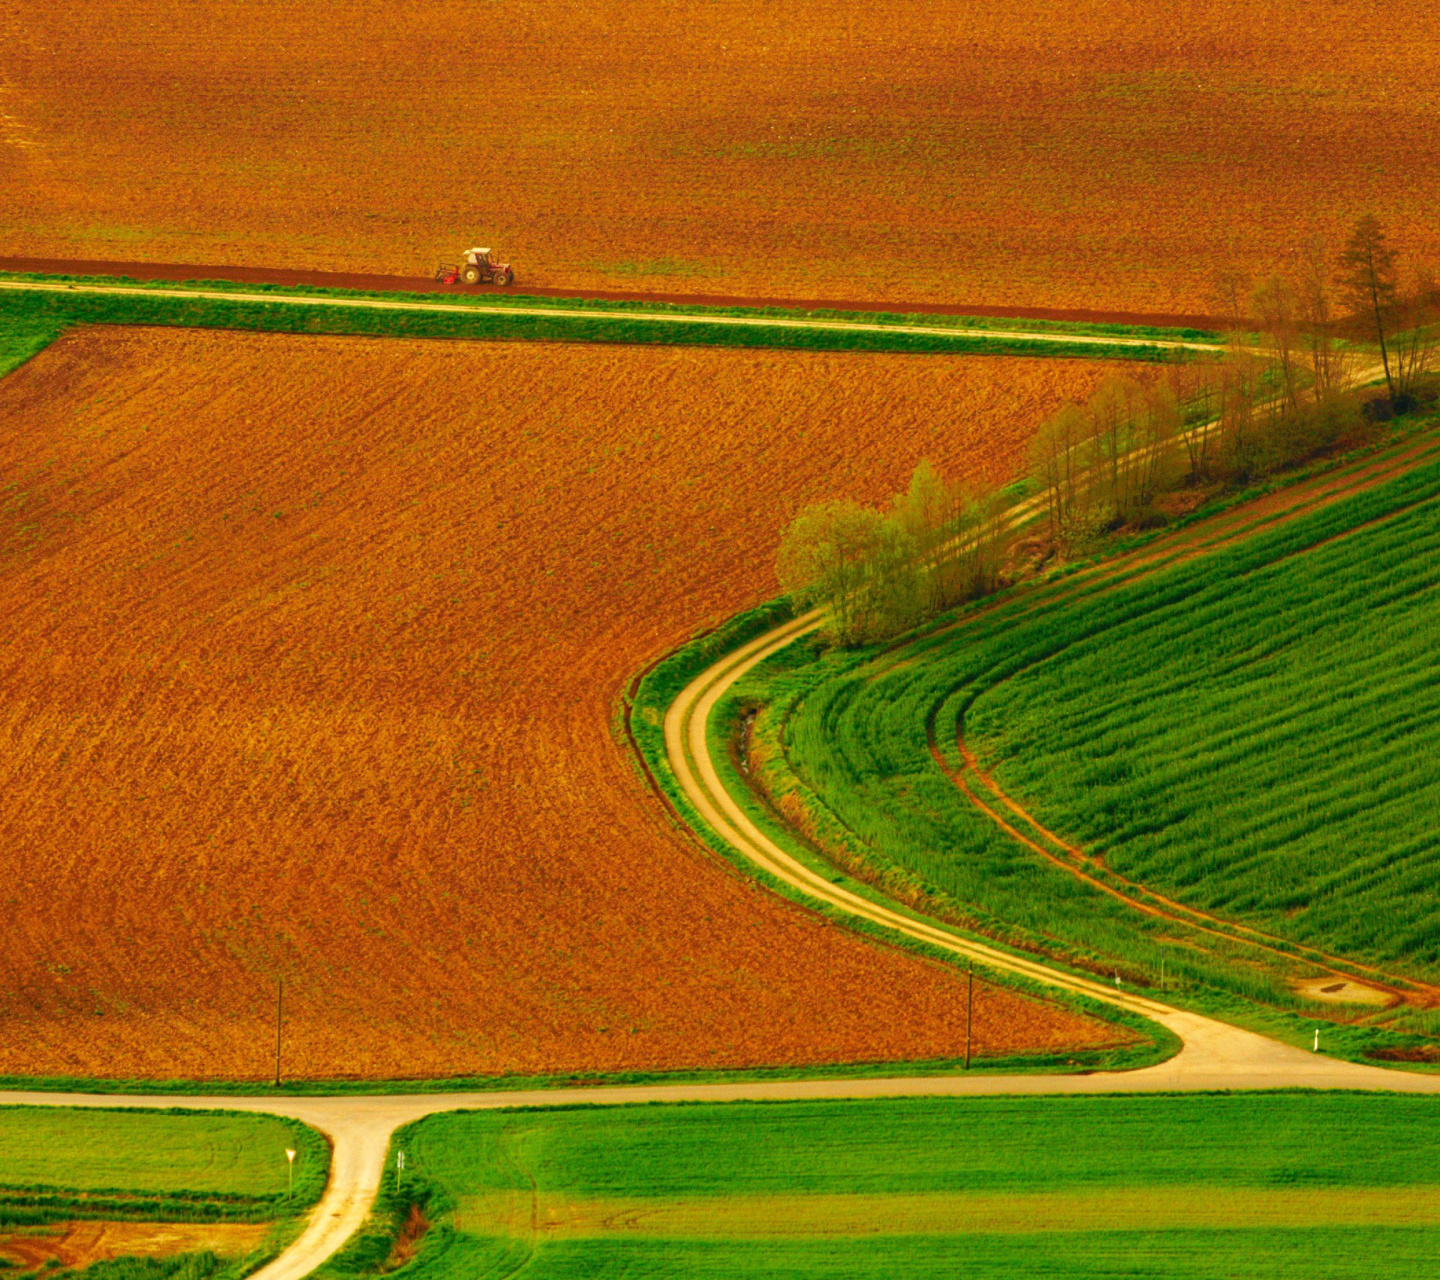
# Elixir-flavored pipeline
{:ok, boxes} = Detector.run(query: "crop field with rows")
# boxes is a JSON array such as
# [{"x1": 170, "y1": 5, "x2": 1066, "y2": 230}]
[
  {"x1": 336, "y1": 1093, "x2": 1440, "y2": 1279},
  {"x1": 0, "y1": 325, "x2": 1138, "y2": 1081},
  {"x1": 762, "y1": 436, "x2": 1440, "y2": 1022},
  {"x1": 3, "y1": 0, "x2": 1437, "y2": 315}
]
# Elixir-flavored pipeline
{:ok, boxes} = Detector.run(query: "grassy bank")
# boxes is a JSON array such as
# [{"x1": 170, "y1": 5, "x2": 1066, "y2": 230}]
[
  {"x1": 316, "y1": 1091, "x2": 1440, "y2": 1280},
  {"x1": 0, "y1": 1107, "x2": 327, "y2": 1280},
  {"x1": 0, "y1": 271, "x2": 1226, "y2": 342}
]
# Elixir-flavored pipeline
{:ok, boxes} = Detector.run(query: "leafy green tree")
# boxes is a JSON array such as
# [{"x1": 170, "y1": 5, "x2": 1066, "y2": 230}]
[{"x1": 777, "y1": 500, "x2": 895, "y2": 645}]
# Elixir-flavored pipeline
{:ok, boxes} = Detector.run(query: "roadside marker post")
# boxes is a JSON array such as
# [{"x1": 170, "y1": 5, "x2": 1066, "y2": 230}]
[
  {"x1": 1314, "y1": 1028, "x2": 1320, "y2": 1053},
  {"x1": 397, "y1": 1150, "x2": 406, "y2": 1191},
  {"x1": 286, "y1": 1148, "x2": 296, "y2": 1198}
]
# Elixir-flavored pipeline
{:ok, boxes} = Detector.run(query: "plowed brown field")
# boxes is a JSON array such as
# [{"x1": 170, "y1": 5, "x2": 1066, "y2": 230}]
[
  {"x1": 0, "y1": 328, "x2": 1136, "y2": 1081},
  {"x1": 2, "y1": 1, "x2": 1435, "y2": 315}
]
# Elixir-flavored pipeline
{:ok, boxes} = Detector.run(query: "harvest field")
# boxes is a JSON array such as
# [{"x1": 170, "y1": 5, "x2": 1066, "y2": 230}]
[
  {"x1": 751, "y1": 424, "x2": 1440, "y2": 1047},
  {"x1": 3, "y1": 1, "x2": 1437, "y2": 315},
  {"x1": 327, "y1": 1093, "x2": 1440, "y2": 1279},
  {"x1": 0, "y1": 1106, "x2": 325, "y2": 1274},
  {"x1": 0, "y1": 325, "x2": 1143, "y2": 1082}
]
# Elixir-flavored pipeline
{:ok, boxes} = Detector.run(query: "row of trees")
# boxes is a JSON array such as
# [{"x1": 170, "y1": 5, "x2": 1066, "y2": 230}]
[
  {"x1": 776, "y1": 462, "x2": 1003, "y2": 646},
  {"x1": 1034, "y1": 217, "x2": 1438, "y2": 548},
  {"x1": 1029, "y1": 375, "x2": 1183, "y2": 544},
  {"x1": 1216, "y1": 217, "x2": 1436, "y2": 410},
  {"x1": 779, "y1": 216, "x2": 1437, "y2": 644}
]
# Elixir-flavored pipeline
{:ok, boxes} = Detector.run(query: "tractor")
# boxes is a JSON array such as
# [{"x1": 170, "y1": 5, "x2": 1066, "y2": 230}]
[{"x1": 435, "y1": 247, "x2": 515, "y2": 287}]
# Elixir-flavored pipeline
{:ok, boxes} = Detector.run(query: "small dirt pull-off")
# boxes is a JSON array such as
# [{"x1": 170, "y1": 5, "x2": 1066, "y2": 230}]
[{"x1": 435, "y1": 247, "x2": 515, "y2": 287}]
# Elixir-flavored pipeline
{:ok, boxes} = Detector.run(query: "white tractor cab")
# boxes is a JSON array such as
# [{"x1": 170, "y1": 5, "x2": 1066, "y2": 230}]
[{"x1": 434, "y1": 247, "x2": 514, "y2": 287}]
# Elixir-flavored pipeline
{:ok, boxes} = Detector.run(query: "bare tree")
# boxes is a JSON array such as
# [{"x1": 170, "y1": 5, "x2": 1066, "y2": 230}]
[
  {"x1": 1211, "y1": 266, "x2": 1252, "y2": 332},
  {"x1": 1393, "y1": 266, "x2": 1439, "y2": 397},
  {"x1": 1296, "y1": 236, "x2": 1341, "y2": 403},
  {"x1": 1028, "y1": 403, "x2": 1091, "y2": 549},
  {"x1": 777, "y1": 500, "x2": 890, "y2": 645},
  {"x1": 1251, "y1": 272, "x2": 1302, "y2": 412},
  {"x1": 1338, "y1": 215, "x2": 1400, "y2": 404}
]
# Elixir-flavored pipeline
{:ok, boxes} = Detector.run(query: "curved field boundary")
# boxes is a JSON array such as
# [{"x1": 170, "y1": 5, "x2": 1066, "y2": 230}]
[{"x1": 0, "y1": 280, "x2": 1225, "y2": 355}]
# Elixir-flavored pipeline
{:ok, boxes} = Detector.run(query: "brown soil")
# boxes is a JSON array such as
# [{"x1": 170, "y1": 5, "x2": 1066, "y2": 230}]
[
  {"x1": 2, "y1": 2, "x2": 1436, "y2": 315},
  {"x1": 1366, "y1": 1046, "x2": 1440, "y2": 1064},
  {"x1": 384, "y1": 1204, "x2": 430, "y2": 1271},
  {"x1": 0, "y1": 326, "x2": 1125, "y2": 1081},
  {"x1": 0, "y1": 1221, "x2": 267, "y2": 1270}
]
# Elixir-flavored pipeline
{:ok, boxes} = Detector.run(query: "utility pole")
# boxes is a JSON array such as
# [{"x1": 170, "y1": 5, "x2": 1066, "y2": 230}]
[
  {"x1": 274, "y1": 977, "x2": 284, "y2": 1087},
  {"x1": 965, "y1": 961, "x2": 974, "y2": 1071}
]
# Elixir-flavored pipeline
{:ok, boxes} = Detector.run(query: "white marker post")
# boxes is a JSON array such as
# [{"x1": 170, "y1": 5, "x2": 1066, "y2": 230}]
[
  {"x1": 397, "y1": 1150, "x2": 406, "y2": 1192},
  {"x1": 1314, "y1": 1028, "x2": 1320, "y2": 1053},
  {"x1": 286, "y1": 1148, "x2": 296, "y2": 1198}
]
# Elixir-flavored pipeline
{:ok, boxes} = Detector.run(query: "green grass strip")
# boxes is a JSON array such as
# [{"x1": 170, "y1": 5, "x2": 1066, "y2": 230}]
[{"x1": 0, "y1": 279, "x2": 1204, "y2": 362}]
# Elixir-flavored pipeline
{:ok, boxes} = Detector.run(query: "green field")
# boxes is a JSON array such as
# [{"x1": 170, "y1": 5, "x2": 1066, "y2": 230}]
[
  {"x1": 0, "y1": 1106, "x2": 328, "y2": 1222},
  {"x1": 730, "y1": 424, "x2": 1440, "y2": 1056},
  {"x1": 324, "y1": 1093, "x2": 1440, "y2": 1279}
]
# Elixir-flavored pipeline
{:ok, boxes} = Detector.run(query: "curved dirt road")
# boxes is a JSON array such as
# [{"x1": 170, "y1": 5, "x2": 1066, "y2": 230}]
[
  {"x1": 663, "y1": 604, "x2": 1440, "y2": 1084},
  {"x1": 0, "y1": 279, "x2": 1224, "y2": 355}
]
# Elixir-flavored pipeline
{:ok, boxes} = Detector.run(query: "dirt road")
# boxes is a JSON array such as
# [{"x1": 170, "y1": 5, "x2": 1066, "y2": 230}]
[
  {"x1": 0, "y1": 325, "x2": 1402, "y2": 1280},
  {"x1": 0, "y1": 279, "x2": 1225, "y2": 354},
  {"x1": 2, "y1": 1022, "x2": 1436, "y2": 1280}
]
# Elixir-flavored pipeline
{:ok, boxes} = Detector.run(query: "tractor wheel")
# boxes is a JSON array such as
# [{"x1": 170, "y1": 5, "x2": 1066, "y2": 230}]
[
  {"x1": 497, "y1": 271, "x2": 513, "y2": 287},
  {"x1": 461, "y1": 264, "x2": 482, "y2": 286}
]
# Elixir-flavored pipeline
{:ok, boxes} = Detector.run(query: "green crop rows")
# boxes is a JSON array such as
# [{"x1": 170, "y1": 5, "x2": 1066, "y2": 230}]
[
  {"x1": 742, "y1": 427, "x2": 1440, "y2": 1057},
  {"x1": 320, "y1": 1092, "x2": 1440, "y2": 1280}
]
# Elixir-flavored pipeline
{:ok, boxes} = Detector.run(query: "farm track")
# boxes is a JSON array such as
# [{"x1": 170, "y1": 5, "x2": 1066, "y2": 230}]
[
  {"x1": 0, "y1": 257, "x2": 1231, "y2": 332},
  {"x1": 0, "y1": 279, "x2": 1225, "y2": 355}
]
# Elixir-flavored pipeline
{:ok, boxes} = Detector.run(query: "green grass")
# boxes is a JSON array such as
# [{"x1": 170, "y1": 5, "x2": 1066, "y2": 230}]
[
  {"x1": 317, "y1": 1092, "x2": 1440, "y2": 1279},
  {"x1": 0, "y1": 280, "x2": 1196, "y2": 365},
  {"x1": 0, "y1": 310, "x2": 63, "y2": 378},
  {"x1": 0, "y1": 1106, "x2": 328, "y2": 1223},
  {"x1": 29, "y1": 1254, "x2": 239, "y2": 1280},
  {"x1": 753, "y1": 413, "x2": 1440, "y2": 1059}
]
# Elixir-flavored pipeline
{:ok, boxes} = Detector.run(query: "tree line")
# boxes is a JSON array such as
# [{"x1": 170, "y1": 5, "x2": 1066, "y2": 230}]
[
  {"x1": 777, "y1": 462, "x2": 1006, "y2": 646},
  {"x1": 780, "y1": 216, "x2": 1437, "y2": 644}
]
